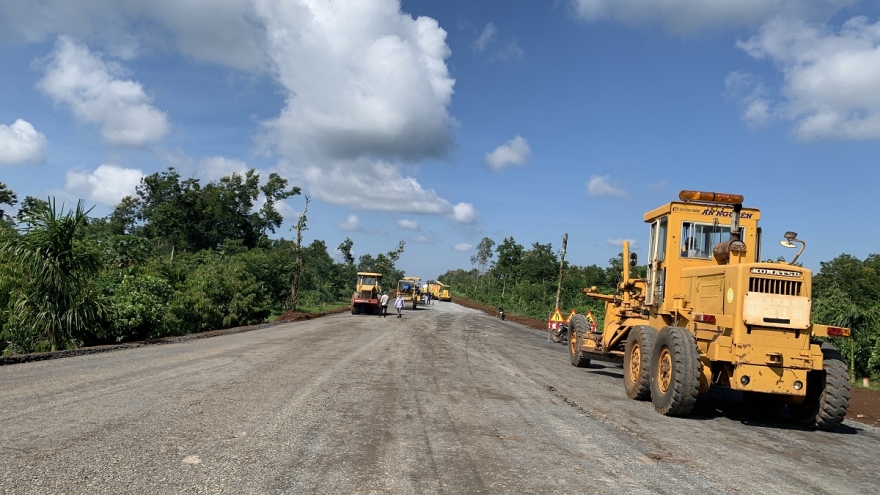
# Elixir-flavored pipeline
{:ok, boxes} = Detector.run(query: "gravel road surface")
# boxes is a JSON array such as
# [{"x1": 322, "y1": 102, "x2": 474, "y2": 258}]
[{"x1": 2, "y1": 302, "x2": 878, "y2": 494}]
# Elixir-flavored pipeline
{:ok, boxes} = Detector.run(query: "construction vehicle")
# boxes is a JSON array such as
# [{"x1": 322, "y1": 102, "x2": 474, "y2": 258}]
[
  {"x1": 397, "y1": 276, "x2": 422, "y2": 310},
  {"x1": 569, "y1": 190, "x2": 851, "y2": 430},
  {"x1": 351, "y1": 272, "x2": 383, "y2": 315},
  {"x1": 438, "y1": 282, "x2": 452, "y2": 302},
  {"x1": 428, "y1": 280, "x2": 452, "y2": 302}
]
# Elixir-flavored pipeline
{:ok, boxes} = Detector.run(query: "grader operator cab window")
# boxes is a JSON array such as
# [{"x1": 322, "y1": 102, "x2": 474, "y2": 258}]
[
  {"x1": 646, "y1": 216, "x2": 668, "y2": 306},
  {"x1": 361, "y1": 276, "x2": 376, "y2": 285},
  {"x1": 680, "y1": 222, "x2": 744, "y2": 259}
]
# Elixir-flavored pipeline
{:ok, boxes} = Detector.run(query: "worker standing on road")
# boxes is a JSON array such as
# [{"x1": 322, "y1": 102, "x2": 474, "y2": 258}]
[
  {"x1": 395, "y1": 294, "x2": 404, "y2": 318},
  {"x1": 379, "y1": 292, "x2": 389, "y2": 317}
]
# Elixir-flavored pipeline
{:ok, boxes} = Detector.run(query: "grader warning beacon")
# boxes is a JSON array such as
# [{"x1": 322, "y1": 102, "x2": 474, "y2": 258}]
[{"x1": 569, "y1": 190, "x2": 851, "y2": 430}]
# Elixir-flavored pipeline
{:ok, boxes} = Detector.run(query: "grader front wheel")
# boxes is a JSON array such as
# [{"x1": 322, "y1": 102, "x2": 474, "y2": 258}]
[
  {"x1": 624, "y1": 325, "x2": 656, "y2": 401},
  {"x1": 568, "y1": 314, "x2": 591, "y2": 368}
]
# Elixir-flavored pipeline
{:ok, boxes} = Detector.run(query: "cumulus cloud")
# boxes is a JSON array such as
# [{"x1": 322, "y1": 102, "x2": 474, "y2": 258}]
[
  {"x1": 474, "y1": 23, "x2": 496, "y2": 53},
  {"x1": 569, "y1": 0, "x2": 854, "y2": 34},
  {"x1": 411, "y1": 233, "x2": 438, "y2": 243},
  {"x1": 37, "y1": 36, "x2": 169, "y2": 146},
  {"x1": 300, "y1": 160, "x2": 476, "y2": 223},
  {"x1": 397, "y1": 219, "x2": 419, "y2": 230},
  {"x1": 338, "y1": 214, "x2": 364, "y2": 232},
  {"x1": 484, "y1": 135, "x2": 532, "y2": 171},
  {"x1": 199, "y1": 156, "x2": 249, "y2": 181},
  {"x1": 65, "y1": 163, "x2": 144, "y2": 205},
  {"x1": 607, "y1": 238, "x2": 638, "y2": 249},
  {"x1": 734, "y1": 16, "x2": 880, "y2": 140},
  {"x1": 250, "y1": 1, "x2": 472, "y2": 222},
  {"x1": 0, "y1": 119, "x2": 47, "y2": 165},
  {"x1": 453, "y1": 242, "x2": 473, "y2": 252},
  {"x1": 587, "y1": 175, "x2": 627, "y2": 198}
]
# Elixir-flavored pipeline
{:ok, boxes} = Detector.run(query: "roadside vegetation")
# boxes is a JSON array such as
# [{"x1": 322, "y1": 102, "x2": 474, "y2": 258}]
[{"x1": 0, "y1": 174, "x2": 405, "y2": 356}]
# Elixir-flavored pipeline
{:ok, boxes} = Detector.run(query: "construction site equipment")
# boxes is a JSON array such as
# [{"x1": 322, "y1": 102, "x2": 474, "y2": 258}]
[
  {"x1": 570, "y1": 190, "x2": 851, "y2": 430},
  {"x1": 397, "y1": 276, "x2": 422, "y2": 310},
  {"x1": 430, "y1": 281, "x2": 452, "y2": 302},
  {"x1": 351, "y1": 272, "x2": 383, "y2": 315}
]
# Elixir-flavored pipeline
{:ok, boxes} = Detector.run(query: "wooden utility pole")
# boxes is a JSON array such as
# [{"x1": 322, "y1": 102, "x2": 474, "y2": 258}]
[
  {"x1": 289, "y1": 196, "x2": 310, "y2": 311},
  {"x1": 554, "y1": 233, "x2": 568, "y2": 311}
]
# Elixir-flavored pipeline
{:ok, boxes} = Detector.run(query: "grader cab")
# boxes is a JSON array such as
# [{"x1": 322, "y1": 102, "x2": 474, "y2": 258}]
[{"x1": 569, "y1": 190, "x2": 851, "y2": 430}]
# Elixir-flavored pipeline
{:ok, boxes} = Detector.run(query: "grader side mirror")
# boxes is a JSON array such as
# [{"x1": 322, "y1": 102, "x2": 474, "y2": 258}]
[{"x1": 629, "y1": 252, "x2": 638, "y2": 267}]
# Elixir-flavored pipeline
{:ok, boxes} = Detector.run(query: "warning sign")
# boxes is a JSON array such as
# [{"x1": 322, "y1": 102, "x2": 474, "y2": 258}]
[
  {"x1": 565, "y1": 309, "x2": 577, "y2": 323},
  {"x1": 548, "y1": 308, "x2": 564, "y2": 331},
  {"x1": 585, "y1": 311, "x2": 597, "y2": 333}
]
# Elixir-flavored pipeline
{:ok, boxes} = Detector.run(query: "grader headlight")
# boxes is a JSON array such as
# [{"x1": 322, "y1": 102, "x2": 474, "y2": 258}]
[{"x1": 678, "y1": 190, "x2": 744, "y2": 204}]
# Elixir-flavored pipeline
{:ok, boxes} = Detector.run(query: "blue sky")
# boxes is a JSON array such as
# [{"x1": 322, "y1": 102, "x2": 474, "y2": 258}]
[{"x1": 1, "y1": 0, "x2": 879, "y2": 280}]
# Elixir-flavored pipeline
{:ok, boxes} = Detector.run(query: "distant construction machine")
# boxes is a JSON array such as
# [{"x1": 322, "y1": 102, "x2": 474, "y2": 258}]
[
  {"x1": 351, "y1": 272, "x2": 383, "y2": 315},
  {"x1": 568, "y1": 190, "x2": 851, "y2": 430},
  {"x1": 397, "y1": 276, "x2": 422, "y2": 310}
]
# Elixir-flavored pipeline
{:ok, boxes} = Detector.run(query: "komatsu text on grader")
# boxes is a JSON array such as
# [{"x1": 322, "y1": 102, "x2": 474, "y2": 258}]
[{"x1": 568, "y1": 190, "x2": 851, "y2": 430}]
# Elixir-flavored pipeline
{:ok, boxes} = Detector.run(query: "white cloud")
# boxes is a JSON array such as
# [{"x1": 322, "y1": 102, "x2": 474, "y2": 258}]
[
  {"x1": 735, "y1": 16, "x2": 880, "y2": 140},
  {"x1": 299, "y1": 159, "x2": 476, "y2": 223},
  {"x1": 65, "y1": 163, "x2": 144, "y2": 205},
  {"x1": 450, "y1": 202, "x2": 477, "y2": 223},
  {"x1": 397, "y1": 219, "x2": 419, "y2": 230},
  {"x1": 474, "y1": 23, "x2": 496, "y2": 53},
  {"x1": 9, "y1": 1, "x2": 471, "y2": 224},
  {"x1": 453, "y1": 242, "x2": 473, "y2": 252},
  {"x1": 37, "y1": 36, "x2": 169, "y2": 146},
  {"x1": 570, "y1": 0, "x2": 854, "y2": 34},
  {"x1": 587, "y1": 175, "x2": 627, "y2": 198},
  {"x1": 338, "y1": 214, "x2": 364, "y2": 232},
  {"x1": 606, "y1": 238, "x2": 638, "y2": 249},
  {"x1": 0, "y1": 0, "x2": 266, "y2": 70},
  {"x1": 251, "y1": 1, "x2": 471, "y2": 222},
  {"x1": 199, "y1": 156, "x2": 249, "y2": 181},
  {"x1": 0, "y1": 119, "x2": 47, "y2": 165},
  {"x1": 411, "y1": 233, "x2": 438, "y2": 243},
  {"x1": 484, "y1": 135, "x2": 532, "y2": 171}
]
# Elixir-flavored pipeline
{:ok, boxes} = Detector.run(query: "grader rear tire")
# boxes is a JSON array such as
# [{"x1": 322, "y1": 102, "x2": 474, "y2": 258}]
[
  {"x1": 788, "y1": 342, "x2": 851, "y2": 431},
  {"x1": 624, "y1": 325, "x2": 657, "y2": 401},
  {"x1": 568, "y1": 314, "x2": 592, "y2": 368},
  {"x1": 649, "y1": 326, "x2": 700, "y2": 416}
]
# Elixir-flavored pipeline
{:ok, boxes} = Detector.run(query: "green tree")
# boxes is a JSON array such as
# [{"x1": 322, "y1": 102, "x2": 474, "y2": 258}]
[
  {"x1": 470, "y1": 236, "x2": 495, "y2": 288},
  {"x1": 0, "y1": 199, "x2": 105, "y2": 352},
  {"x1": 0, "y1": 182, "x2": 17, "y2": 221},
  {"x1": 493, "y1": 237, "x2": 524, "y2": 298}
]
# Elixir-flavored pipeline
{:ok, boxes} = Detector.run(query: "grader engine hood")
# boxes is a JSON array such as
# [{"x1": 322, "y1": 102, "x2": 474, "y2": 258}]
[
  {"x1": 683, "y1": 263, "x2": 812, "y2": 331},
  {"x1": 741, "y1": 266, "x2": 810, "y2": 330}
]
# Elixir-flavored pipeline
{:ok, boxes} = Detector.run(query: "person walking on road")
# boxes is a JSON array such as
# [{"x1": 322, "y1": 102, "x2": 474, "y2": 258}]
[
  {"x1": 395, "y1": 294, "x2": 404, "y2": 318},
  {"x1": 379, "y1": 292, "x2": 389, "y2": 317}
]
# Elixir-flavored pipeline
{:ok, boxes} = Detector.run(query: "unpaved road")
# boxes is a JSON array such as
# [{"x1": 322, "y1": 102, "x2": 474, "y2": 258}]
[{"x1": 2, "y1": 303, "x2": 878, "y2": 495}]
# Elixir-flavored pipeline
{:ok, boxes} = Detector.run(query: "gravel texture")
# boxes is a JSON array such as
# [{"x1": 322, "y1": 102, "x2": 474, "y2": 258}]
[{"x1": 1, "y1": 302, "x2": 878, "y2": 494}]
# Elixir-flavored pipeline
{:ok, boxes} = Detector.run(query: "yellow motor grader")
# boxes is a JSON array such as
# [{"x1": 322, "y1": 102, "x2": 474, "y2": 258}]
[{"x1": 569, "y1": 190, "x2": 851, "y2": 430}]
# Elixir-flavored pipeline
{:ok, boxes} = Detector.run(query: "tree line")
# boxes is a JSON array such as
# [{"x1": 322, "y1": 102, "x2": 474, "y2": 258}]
[
  {"x1": 0, "y1": 172, "x2": 406, "y2": 355},
  {"x1": 438, "y1": 237, "x2": 880, "y2": 383}
]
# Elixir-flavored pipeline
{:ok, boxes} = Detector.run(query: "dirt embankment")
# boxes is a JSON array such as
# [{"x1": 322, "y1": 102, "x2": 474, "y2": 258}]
[{"x1": 450, "y1": 296, "x2": 880, "y2": 429}]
